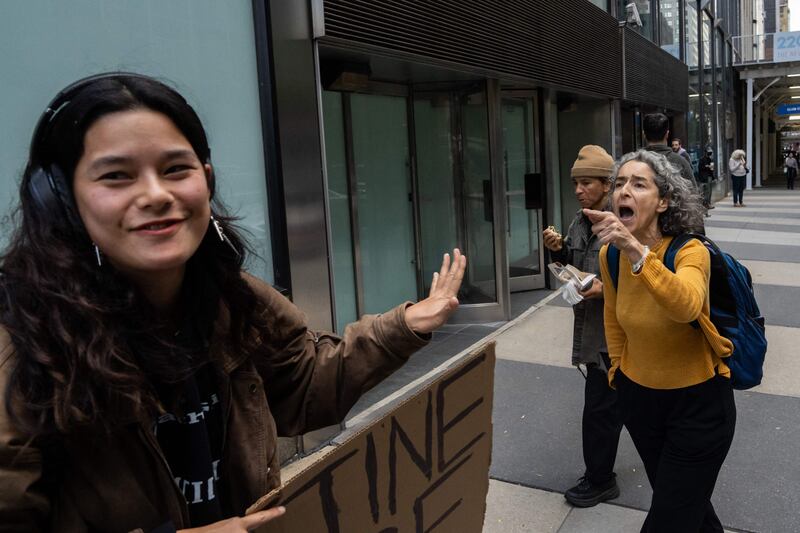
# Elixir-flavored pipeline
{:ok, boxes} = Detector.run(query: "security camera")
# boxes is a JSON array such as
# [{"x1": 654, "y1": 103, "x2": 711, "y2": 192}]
[{"x1": 626, "y1": 2, "x2": 643, "y2": 27}]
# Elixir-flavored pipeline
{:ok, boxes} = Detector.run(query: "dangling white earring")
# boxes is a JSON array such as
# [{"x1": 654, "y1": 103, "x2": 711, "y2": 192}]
[
  {"x1": 210, "y1": 215, "x2": 241, "y2": 258},
  {"x1": 93, "y1": 243, "x2": 103, "y2": 267}
]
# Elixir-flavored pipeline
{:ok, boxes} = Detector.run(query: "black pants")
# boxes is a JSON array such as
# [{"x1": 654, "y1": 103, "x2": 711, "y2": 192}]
[
  {"x1": 731, "y1": 175, "x2": 746, "y2": 205},
  {"x1": 616, "y1": 371, "x2": 736, "y2": 533},
  {"x1": 582, "y1": 353, "x2": 623, "y2": 485},
  {"x1": 699, "y1": 180, "x2": 712, "y2": 206},
  {"x1": 788, "y1": 168, "x2": 796, "y2": 190}
]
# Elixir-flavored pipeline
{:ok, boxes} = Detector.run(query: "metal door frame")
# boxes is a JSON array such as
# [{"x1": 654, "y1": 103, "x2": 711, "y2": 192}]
[
  {"x1": 499, "y1": 89, "x2": 547, "y2": 292},
  {"x1": 333, "y1": 87, "x2": 418, "y2": 320},
  {"x1": 410, "y1": 80, "x2": 509, "y2": 323}
]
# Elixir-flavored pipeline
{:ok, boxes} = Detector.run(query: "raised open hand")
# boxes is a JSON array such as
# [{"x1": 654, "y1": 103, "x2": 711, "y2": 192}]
[{"x1": 404, "y1": 248, "x2": 467, "y2": 335}]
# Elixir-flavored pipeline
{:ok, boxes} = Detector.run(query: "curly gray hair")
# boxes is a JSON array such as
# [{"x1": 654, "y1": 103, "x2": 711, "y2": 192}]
[{"x1": 610, "y1": 150, "x2": 705, "y2": 236}]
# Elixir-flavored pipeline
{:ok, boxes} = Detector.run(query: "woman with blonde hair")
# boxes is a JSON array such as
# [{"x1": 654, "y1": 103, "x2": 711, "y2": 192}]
[{"x1": 729, "y1": 149, "x2": 748, "y2": 207}]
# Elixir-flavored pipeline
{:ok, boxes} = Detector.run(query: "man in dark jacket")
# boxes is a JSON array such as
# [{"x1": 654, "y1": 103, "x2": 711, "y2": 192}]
[
  {"x1": 698, "y1": 148, "x2": 716, "y2": 209},
  {"x1": 543, "y1": 145, "x2": 623, "y2": 508},
  {"x1": 643, "y1": 113, "x2": 698, "y2": 192}
]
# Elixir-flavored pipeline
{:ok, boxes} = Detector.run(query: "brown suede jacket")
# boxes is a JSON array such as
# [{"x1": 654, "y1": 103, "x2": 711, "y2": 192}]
[{"x1": 0, "y1": 275, "x2": 428, "y2": 532}]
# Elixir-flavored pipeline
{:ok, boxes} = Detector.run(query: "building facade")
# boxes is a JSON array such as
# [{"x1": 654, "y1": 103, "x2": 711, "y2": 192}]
[{"x1": 1, "y1": 0, "x2": 741, "y2": 330}]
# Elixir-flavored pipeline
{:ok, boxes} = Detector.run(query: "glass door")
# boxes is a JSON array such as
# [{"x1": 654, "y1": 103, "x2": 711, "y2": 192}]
[
  {"x1": 501, "y1": 93, "x2": 545, "y2": 292},
  {"x1": 324, "y1": 81, "x2": 508, "y2": 326},
  {"x1": 413, "y1": 84, "x2": 504, "y2": 320},
  {"x1": 322, "y1": 90, "x2": 418, "y2": 332}
]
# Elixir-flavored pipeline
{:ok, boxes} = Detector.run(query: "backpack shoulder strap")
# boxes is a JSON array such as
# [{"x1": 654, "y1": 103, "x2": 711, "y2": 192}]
[
  {"x1": 607, "y1": 245, "x2": 621, "y2": 289},
  {"x1": 663, "y1": 234, "x2": 694, "y2": 272},
  {"x1": 665, "y1": 233, "x2": 706, "y2": 330}
]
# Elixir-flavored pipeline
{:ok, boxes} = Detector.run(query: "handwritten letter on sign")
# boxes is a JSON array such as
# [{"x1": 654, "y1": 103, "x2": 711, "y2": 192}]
[{"x1": 249, "y1": 343, "x2": 496, "y2": 533}]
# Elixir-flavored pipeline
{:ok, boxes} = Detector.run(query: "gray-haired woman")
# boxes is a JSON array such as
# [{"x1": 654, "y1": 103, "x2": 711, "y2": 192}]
[
  {"x1": 729, "y1": 149, "x2": 748, "y2": 206},
  {"x1": 584, "y1": 150, "x2": 735, "y2": 532}
]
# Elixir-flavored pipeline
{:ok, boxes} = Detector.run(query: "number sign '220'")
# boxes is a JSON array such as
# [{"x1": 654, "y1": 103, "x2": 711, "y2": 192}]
[{"x1": 775, "y1": 32, "x2": 800, "y2": 63}]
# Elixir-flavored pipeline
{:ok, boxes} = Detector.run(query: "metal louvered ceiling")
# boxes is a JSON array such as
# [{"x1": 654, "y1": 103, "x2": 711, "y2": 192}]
[{"x1": 321, "y1": 0, "x2": 624, "y2": 99}]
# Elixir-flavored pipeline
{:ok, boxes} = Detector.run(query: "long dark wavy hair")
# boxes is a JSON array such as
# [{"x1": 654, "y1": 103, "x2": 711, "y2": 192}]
[{"x1": 2, "y1": 74, "x2": 269, "y2": 439}]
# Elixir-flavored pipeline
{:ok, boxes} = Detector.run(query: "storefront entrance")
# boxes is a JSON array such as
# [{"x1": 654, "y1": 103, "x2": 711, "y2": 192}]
[
  {"x1": 501, "y1": 92, "x2": 546, "y2": 292},
  {"x1": 322, "y1": 82, "x2": 545, "y2": 329}
]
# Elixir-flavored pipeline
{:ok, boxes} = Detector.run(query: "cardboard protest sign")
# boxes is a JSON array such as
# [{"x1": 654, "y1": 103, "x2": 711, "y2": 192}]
[{"x1": 249, "y1": 342, "x2": 496, "y2": 532}]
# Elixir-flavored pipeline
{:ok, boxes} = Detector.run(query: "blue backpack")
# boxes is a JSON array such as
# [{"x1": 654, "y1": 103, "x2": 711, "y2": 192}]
[{"x1": 607, "y1": 234, "x2": 767, "y2": 390}]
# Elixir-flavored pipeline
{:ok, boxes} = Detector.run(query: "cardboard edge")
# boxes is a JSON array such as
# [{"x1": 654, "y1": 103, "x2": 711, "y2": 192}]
[{"x1": 246, "y1": 341, "x2": 497, "y2": 515}]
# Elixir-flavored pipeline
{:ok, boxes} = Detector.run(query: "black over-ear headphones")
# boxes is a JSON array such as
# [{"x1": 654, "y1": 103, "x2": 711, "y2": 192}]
[
  {"x1": 28, "y1": 72, "x2": 214, "y2": 229},
  {"x1": 27, "y1": 72, "x2": 163, "y2": 231}
]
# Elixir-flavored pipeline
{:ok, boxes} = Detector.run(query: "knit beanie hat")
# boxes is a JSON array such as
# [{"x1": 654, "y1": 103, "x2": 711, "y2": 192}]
[{"x1": 571, "y1": 145, "x2": 614, "y2": 179}]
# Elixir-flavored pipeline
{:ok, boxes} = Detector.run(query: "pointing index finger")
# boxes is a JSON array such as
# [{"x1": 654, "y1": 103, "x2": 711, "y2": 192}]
[{"x1": 582, "y1": 208, "x2": 609, "y2": 222}]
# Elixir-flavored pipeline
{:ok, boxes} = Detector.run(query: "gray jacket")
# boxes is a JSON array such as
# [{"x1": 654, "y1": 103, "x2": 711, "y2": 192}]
[
  {"x1": 648, "y1": 144, "x2": 699, "y2": 191},
  {"x1": 550, "y1": 210, "x2": 606, "y2": 367}
]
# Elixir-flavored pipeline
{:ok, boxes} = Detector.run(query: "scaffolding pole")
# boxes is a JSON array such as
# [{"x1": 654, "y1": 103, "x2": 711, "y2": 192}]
[
  {"x1": 755, "y1": 102, "x2": 762, "y2": 188},
  {"x1": 746, "y1": 78, "x2": 754, "y2": 190}
]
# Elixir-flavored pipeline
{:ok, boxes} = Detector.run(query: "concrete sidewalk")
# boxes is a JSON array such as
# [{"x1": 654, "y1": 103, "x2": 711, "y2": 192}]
[
  {"x1": 348, "y1": 188, "x2": 800, "y2": 532},
  {"x1": 483, "y1": 188, "x2": 800, "y2": 533}
]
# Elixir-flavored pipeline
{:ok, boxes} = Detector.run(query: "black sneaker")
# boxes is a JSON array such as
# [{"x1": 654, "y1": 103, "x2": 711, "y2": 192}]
[{"x1": 564, "y1": 476, "x2": 620, "y2": 507}]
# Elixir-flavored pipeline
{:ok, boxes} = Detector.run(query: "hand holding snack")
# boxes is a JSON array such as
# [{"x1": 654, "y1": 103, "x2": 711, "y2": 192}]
[{"x1": 543, "y1": 225, "x2": 563, "y2": 252}]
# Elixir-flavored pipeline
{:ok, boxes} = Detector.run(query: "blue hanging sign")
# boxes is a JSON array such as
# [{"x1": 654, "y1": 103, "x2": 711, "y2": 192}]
[{"x1": 777, "y1": 103, "x2": 800, "y2": 116}]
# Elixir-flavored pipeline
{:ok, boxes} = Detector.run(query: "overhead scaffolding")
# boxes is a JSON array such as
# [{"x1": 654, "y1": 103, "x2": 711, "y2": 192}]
[{"x1": 737, "y1": 61, "x2": 800, "y2": 190}]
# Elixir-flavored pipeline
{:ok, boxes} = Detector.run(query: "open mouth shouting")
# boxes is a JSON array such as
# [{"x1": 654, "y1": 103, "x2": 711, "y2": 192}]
[{"x1": 617, "y1": 205, "x2": 635, "y2": 223}]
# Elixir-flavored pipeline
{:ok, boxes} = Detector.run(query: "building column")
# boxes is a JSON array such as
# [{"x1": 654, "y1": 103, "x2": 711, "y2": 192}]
[
  {"x1": 746, "y1": 78, "x2": 754, "y2": 190},
  {"x1": 762, "y1": 104, "x2": 770, "y2": 184},
  {"x1": 755, "y1": 101, "x2": 762, "y2": 188},
  {"x1": 269, "y1": 0, "x2": 334, "y2": 330}
]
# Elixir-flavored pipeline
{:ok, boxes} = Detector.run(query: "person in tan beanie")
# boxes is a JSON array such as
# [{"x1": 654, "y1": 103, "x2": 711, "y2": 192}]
[{"x1": 543, "y1": 145, "x2": 623, "y2": 507}]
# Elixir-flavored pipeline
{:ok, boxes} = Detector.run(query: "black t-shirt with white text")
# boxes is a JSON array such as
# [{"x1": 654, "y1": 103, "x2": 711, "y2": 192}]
[{"x1": 154, "y1": 363, "x2": 224, "y2": 527}]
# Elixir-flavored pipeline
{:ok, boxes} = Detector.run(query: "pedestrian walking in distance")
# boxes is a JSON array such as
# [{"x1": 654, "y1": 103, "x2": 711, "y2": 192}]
[
  {"x1": 586, "y1": 149, "x2": 736, "y2": 532},
  {"x1": 698, "y1": 148, "x2": 716, "y2": 212},
  {"x1": 729, "y1": 149, "x2": 749, "y2": 207},
  {"x1": 784, "y1": 151, "x2": 797, "y2": 190},
  {"x1": 543, "y1": 145, "x2": 623, "y2": 508},
  {"x1": 0, "y1": 73, "x2": 467, "y2": 531}
]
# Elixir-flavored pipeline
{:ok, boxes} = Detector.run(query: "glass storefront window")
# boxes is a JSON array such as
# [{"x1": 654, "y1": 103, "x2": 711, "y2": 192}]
[
  {"x1": 0, "y1": 1, "x2": 273, "y2": 281},
  {"x1": 414, "y1": 87, "x2": 498, "y2": 305},
  {"x1": 350, "y1": 94, "x2": 417, "y2": 315},
  {"x1": 588, "y1": 0, "x2": 609, "y2": 10},
  {"x1": 702, "y1": 11, "x2": 712, "y2": 69},
  {"x1": 322, "y1": 91, "x2": 358, "y2": 333},
  {"x1": 715, "y1": 29, "x2": 725, "y2": 171},
  {"x1": 724, "y1": 42, "x2": 735, "y2": 161},
  {"x1": 687, "y1": 84, "x2": 702, "y2": 169},
  {"x1": 322, "y1": 91, "x2": 418, "y2": 330},
  {"x1": 702, "y1": 11, "x2": 713, "y2": 151},
  {"x1": 686, "y1": 1, "x2": 699, "y2": 68},
  {"x1": 502, "y1": 97, "x2": 541, "y2": 281},
  {"x1": 659, "y1": 0, "x2": 682, "y2": 58}
]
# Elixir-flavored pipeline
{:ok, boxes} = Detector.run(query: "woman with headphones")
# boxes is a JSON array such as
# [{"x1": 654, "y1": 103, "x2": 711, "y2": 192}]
[{"x1": 0, "y1": 73, "x2": 466, "y2": 532}]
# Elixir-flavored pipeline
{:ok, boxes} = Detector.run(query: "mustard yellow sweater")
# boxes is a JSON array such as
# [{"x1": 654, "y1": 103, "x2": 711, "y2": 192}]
[{"x1": 599, "y1": 237, "x2": 733, "y2": 390}]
